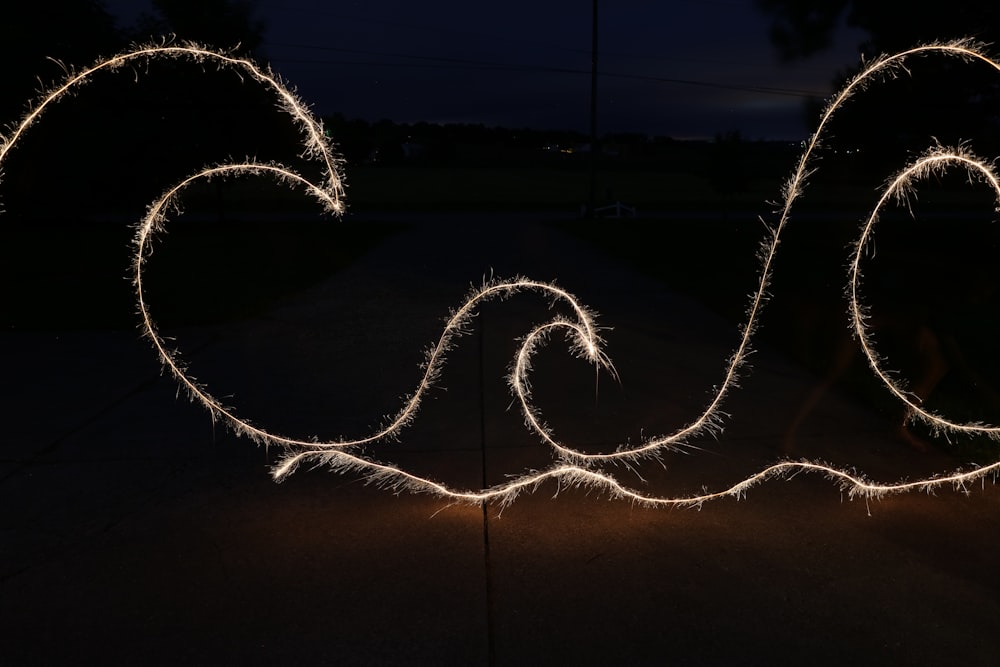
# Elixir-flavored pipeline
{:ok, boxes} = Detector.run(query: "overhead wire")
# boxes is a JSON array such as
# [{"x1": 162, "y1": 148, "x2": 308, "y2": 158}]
[{"x1": 265, "y1": 42, "x2": 829, "y2": 98}]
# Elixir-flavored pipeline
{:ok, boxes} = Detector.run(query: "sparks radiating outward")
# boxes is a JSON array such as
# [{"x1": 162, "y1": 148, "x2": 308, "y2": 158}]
[{"x1": 4, "y1": 40, "x2": 1000, "y2": 509}]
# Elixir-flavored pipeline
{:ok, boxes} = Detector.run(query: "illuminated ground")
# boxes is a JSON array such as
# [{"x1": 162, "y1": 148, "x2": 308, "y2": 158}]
[{"x1": 3, "y1": 214, "x2": 1000, "y2": 665}]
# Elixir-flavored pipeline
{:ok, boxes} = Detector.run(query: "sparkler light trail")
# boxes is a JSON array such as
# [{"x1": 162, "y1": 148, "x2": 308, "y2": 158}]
[
  {"x1": 0, "y1": 41, "x2": 345, "y2": 211},
  {"x1": 5, "y1": 40, "x2": 1000, "y2": 510}
]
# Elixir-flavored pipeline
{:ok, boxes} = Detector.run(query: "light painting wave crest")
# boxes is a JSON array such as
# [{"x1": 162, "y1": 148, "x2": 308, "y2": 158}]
[{"x1": 4, "y1": 40, "x2": 1000, "y2": 509}]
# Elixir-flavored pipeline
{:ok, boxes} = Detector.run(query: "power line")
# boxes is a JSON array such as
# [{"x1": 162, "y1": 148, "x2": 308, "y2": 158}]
[
  {"x1": 266, "y1": 44, "x2": 828, "y2": 98},
  {"x1": 257, "y1": 5, "x2": 841, "y2": 74}
]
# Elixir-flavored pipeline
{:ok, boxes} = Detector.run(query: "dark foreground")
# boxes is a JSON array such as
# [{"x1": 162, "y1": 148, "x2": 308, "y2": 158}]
[{"x1": 4, "y1": 214, "x2": 1000, "y2": 665}]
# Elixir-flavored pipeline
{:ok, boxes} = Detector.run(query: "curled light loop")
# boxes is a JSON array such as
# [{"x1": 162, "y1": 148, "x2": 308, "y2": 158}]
[{"x1": 848, "y1": 148, "x2": 1000, "y2": 440}]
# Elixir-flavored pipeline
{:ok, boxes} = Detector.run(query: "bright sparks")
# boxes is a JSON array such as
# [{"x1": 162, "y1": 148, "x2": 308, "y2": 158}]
[{"x1": 5, "y1": 41, "x2": 1000, "y2": 510}]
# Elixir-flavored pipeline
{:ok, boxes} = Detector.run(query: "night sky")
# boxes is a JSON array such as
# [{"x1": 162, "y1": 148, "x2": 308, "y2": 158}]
[{"x1": 107, "y1": 1, "x2": 867, "y2": 139}]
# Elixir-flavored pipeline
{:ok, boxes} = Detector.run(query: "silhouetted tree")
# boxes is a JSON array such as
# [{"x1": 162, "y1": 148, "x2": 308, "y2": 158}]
[
  {"x1": 119, "y1": 0, "x2": 294, "y2": 191},
  {"x1": 757, "y1": 1, "x2": 1000, "y2": 61},
  {"x1": 1, "y1": 1, "x2": 122, "y2": 121},
  {"x1": 756, "y1": 1, "x2": 1000, "y2": 174},
  {"x1": 134, "y1": 0, "x2": 264, "y2": 55},
  {"x1": 0, "y1": 2, "x2": 132, "y2": 219}
]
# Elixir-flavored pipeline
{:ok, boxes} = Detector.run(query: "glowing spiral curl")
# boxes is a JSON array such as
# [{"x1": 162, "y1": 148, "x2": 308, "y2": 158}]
[
  {"x1": 851, "y1": 146, "x2": 1000, "y2": 441},
  {"x1": 5, "y1": 40, "x2": 1000, "y2": 510}
]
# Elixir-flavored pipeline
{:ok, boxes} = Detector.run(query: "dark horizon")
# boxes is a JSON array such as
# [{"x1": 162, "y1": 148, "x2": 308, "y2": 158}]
[{"x1": 101, "y1": 0, "x2": 868, "y2": 141}]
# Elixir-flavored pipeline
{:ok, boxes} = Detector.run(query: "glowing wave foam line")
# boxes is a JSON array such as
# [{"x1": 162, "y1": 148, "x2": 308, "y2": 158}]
[{"x1": 5, "y1": 41, "x2": 1000, "y2": 509}]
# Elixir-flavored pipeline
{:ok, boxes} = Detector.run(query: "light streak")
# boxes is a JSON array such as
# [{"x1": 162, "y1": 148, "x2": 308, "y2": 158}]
[{"x1": 5, "y1": 40, "x2": 1000, "y2": 510}]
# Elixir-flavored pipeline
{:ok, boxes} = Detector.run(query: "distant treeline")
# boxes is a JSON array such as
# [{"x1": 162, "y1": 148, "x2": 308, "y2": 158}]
[{"x1": 321, "y1": 113, "x2": 801, "y2": 171}]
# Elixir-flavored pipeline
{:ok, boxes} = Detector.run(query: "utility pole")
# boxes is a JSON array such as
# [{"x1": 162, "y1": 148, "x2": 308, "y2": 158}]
[{"x1": 588, "y1": 0, "x2": 599, "y2": 217}]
